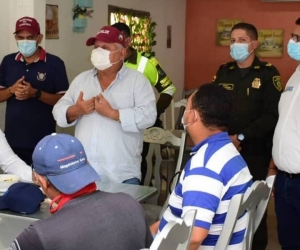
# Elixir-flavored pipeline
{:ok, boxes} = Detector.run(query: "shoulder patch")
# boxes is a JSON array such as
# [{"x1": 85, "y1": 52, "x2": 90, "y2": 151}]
[
  {"x1": 265, "y1": 63, "x2": 272, "y2": 67},
  {"x1": 273, "y1": 76, "x2": 283, "y2": 92}
]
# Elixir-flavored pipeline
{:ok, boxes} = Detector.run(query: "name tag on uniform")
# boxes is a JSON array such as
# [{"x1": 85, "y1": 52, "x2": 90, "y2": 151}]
[
  {"x1": 252, "y1": 78, "x2": 261, "y2": 89},
  {"x1": 219, "y1": 83, "x2": 234, "y2": 90}
]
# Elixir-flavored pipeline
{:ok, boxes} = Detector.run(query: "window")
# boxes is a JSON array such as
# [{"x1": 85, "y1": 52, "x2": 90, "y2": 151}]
[{"x1": 108, "y1": 5, "x2": 156, "y2": 56}]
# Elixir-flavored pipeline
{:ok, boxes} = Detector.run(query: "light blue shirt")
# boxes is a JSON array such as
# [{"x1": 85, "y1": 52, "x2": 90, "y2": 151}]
[{"x1": 53, "y1": 65, "x2": 156, "y2": 182}]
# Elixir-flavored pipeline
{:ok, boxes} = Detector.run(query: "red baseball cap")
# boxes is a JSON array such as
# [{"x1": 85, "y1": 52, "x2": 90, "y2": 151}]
[
  {"x1": 14, "y1": 16, "x2": 40, "y2": 35},
  {"x1": 86, "y1": 26, "x2": 125, "y2": 47}
]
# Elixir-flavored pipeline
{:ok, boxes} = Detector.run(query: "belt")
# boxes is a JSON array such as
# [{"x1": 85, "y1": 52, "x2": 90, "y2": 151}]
[{"x1": 278, "y1": 170, "x2": 300, "y2": 178}]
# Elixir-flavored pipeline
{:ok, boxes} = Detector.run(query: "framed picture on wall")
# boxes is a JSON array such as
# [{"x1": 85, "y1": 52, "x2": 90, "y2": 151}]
[
  {"x1": 46, "y1": 4, "x2": 59, "y2": 39},
  {"x1": 256, "y1": 30, "x2": 284, "y2": 58},
  {"x1": 216, "y1": 19, "x2": 243, "y2": 46}
]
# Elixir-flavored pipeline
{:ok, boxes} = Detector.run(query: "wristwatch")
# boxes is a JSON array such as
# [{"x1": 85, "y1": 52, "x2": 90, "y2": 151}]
[
  {"x1": 237, "y1": 133, "x2": 245, "y2": 142},
  {"x1": 35, "y1": 89, "x2": 42, "y2": 99}
]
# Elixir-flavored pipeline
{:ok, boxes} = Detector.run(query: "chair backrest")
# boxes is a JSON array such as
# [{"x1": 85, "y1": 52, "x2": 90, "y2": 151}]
[
  {"x1": 214, "y1": 175, "x2": 276, "y2": 250},
  {"x1": 143, "y1": 128, "x2": 186, "y2": 204},
  {"x1": 162, "y1": 99, "x2": 187, "y2": 130},
  {"x1": 0, "y1": 213, "x2": 38, "y2": 248},
  {"x1": 149, "y1": 209, "x2": 197, "y2": 250}
]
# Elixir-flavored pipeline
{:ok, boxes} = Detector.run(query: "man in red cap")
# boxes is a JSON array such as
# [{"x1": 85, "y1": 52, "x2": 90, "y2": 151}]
[
  {"x1": 0, "y1": 16, "x2": 69, "y2": 165},
  {"x1": 53, "y1": 26, "x2": 156, "y2": 185}
]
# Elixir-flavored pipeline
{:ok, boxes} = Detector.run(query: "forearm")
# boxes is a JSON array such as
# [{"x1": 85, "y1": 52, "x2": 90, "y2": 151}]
[
  {"x1": 242, "y1": 113, "x2": 278, "y2": 140},
  {"x1": 66, "y1": 105, "x2": 82, "y2": 124},
  {"x1": 0, "y1": 88, "x2": 13, "y2": 102},
  {"x1": 156, "y1": 93, "x2": 173, "y2": 117},
  {"x1": 37, "y1": 91, "x2": 64, "y2": 106}
]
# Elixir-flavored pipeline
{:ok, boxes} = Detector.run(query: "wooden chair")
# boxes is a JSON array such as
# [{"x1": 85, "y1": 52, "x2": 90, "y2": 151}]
[
  {"x1": 141, "y1": 209, "x2": 197, "y2": 250},
  {"x1": 143, "y1": 127, "x2": 186, "y2": 204},
  {"x1": 214, "y1": 175, "x2": 276, "y2": 250},
  {"x1": 142, "y1": 128, "x2": 186, "y2": 225}
]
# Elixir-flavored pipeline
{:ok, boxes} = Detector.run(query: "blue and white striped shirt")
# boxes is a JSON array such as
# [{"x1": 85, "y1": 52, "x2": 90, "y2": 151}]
[{"x1": 159, "y1": 132, "x2": 252, "y2": 250}]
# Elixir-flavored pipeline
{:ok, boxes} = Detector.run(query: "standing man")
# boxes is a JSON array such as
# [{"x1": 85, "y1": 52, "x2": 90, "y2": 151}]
[
  {"x1": 9, "y1": 133, "x2": 153, "y2": 250},
  {"x1": 112, "y1": 22, "x2": 176, "y2": 184},
  {"x1": 271, "y1": 18, "x2": 300, "y2": 250},
  {"x1": 0, "y1": 16, "x2": 69, "y2": 165},
  {"x1": 150, "y1": 84, "x2": 252, "y2": 249},
  {"x1": 212, "y1": 22, "x2": 283, "y2": 250},
  {"x1": 53, "y1": 26, "x2": 156, "y2": 185}
]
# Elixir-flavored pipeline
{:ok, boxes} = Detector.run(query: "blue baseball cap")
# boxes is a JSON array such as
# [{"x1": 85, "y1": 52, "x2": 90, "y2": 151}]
[
  {"x1": 32, "y1": 133, "x2": 100, "y2": 194},
  {"x1": 0, "y1": 183, "x2": 44, "y2": 214}
]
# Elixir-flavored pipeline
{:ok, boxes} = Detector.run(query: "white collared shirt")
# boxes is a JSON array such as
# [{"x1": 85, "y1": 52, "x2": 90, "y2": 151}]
[
  {"x1": 0, "y1": 129, "x2": 32, "y2": 182},
  {"x1": 53, "y1": 65, "x2": 156, "y2": 182},
  {"x1": 273, "y1": 65, "x2": 300, "y2": 173}
]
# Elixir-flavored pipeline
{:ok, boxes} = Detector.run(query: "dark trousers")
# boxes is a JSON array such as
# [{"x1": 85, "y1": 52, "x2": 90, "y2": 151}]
[
  {"x1": 242, "y1": 154, "x2": 269, "y2": 250},
  {"x1": 274, "y1": 170, "x2": 300, "y2": 250},
  {"x1": 11, "y1": 147, "x2": 33, "y2": 166}
]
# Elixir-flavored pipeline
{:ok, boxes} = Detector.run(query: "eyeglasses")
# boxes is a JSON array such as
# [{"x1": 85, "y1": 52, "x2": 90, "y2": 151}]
[{"x1": 291, "y1": 33, "x2": 300, "y2": 43}]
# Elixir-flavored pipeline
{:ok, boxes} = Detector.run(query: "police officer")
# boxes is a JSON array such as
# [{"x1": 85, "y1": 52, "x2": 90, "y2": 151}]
[
  {"x1": 112, "y1": 22, "x2": 176, "y2": 184},
  {"x1": 212, "y1": 22, "x2": 283, "y2": 250}
]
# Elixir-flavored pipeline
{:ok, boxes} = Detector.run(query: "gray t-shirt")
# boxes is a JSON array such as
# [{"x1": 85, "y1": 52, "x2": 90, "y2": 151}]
[{"x1": 8, "y1": 191, "x2": 153, "y2": 250}]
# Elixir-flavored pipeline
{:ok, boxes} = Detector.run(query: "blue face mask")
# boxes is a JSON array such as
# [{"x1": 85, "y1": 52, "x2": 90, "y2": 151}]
[
  {"x1": 287, "y1": 39, "x2": 300, "y2": 61},
  {"x1": 17, "y1": 40, "x2": 38, "y2": 57},
  {"x1": 230, "y1": 42, "x2": 252, "y2": 62}
]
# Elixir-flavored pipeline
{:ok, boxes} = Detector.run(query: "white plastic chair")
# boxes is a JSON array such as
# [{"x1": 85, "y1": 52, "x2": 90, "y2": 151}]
[
  {"x1": 143, "y1": 127, "x2": 186, "y2": 205},
  {"x1": 142, "y1": 209, "x2": 197, "y2": 250},
  {"x1": 214, "y1": 175, "x2": 276, "y2": 250}
]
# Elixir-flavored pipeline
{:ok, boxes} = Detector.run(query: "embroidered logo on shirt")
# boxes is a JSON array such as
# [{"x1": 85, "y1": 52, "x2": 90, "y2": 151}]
[
  {"x1": 37, "y1": 72, "x2": 46, "y2": 81},
  {"x1": 284, "y1": 86, "x2": 294, "y2": 92},
  {"x1": 273, "y1": 76, "x2": 283, "y2": 92}
]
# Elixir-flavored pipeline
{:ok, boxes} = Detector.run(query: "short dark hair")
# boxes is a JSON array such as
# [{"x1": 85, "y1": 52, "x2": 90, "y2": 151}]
[
  {"x1": 295, "y1": 18, "x2": 300, "y2": 25},
  {"x1": 111, "y1": 22, "x2": 131, "y2": 37},
  {"x1": 191, "y1": 84, "x2": 233, "y2": 131},
  {"x1": 231, "y1": 22, "x2": 258, "y2": 40}
]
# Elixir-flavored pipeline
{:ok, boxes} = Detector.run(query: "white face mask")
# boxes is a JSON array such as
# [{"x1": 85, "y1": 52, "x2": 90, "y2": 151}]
[
  {"x1": 181, "y1": 109, "x2": 197, "y2": 131},
  {"x1": 91, "y1": 47, "x2": 120, "y2": 70}
]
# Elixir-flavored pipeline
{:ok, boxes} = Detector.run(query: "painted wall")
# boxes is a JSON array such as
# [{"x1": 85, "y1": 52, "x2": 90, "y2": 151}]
[
  {"x1": 0, "y1": 0, "x2": 186, "y2": 131},
  {"x1": 185, "y1": 0, "x2": 300, "y2": 90}
]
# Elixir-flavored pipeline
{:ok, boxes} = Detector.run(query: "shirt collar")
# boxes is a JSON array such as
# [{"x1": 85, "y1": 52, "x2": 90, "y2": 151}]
[
  {"x1": 125, "y1": 47, "x2": 138, "y2": 64},
  {"x1": 191, "y1": 132, "x2": 230, "y2": 153},
  {"x1": 15, "y1": 46, "x2": 47, "y2": 62}
]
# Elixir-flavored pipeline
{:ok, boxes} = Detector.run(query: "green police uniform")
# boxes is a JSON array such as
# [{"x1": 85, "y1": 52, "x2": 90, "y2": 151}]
[
  {"x1": 125, "y1": 48, "x2": 176, "y2": 118},
  {"x1": 212, "y1": 57, "x2": 282, "y2": 177},
  {"x1": 212, "y1": 56, "x2": 282, "y2": 250}
]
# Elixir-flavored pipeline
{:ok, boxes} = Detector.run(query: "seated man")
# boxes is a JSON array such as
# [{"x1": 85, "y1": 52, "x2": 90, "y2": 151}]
[
  {"x1": 0, "y1": 128, "x2": 31, "y2": 182},
  {"x1": 150, "y1": 84, "x2": 253, "y2": 249},
  {"x1": 8, "y1": 133, "x2": 153, "y2": 250}
]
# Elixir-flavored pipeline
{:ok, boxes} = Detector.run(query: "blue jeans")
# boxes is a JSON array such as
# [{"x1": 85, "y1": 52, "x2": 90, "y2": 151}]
[
  {"x1": 275, "y1": 170, "x2": 300, "y2": 250},
  {"x1": 122, "y1": 177, "x2": 140, "y2": 185}
]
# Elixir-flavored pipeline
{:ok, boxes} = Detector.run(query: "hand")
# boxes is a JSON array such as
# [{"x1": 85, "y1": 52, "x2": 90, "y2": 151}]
[
  {"x1": 15, "y1": 81, "x2": 35, "y2": 100},
  {"x1": 10, "y1": 76, "x2": 25, "y2": 97},
  {"x1": 74, "y1": 91, "x2": 95, "y2": 115},
  {"x1": 150, "y1": 221, "x2": 160, "y2": 236},
  {"x1": 95, "y1": 94, "x2": 114, "y2": 118},
  {"x1": 229, "y1": 134, "x2": 242, "y2": 151}
]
